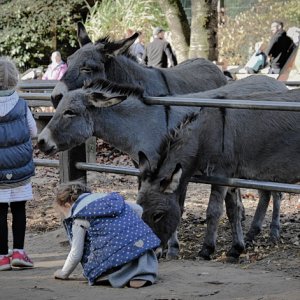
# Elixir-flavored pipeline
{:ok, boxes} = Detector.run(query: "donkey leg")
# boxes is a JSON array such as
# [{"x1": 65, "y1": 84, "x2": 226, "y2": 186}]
[
  {"x1": 225, "y1": 188, "x2": 245, "y2": 260},
  {"x1": 199, "y1": 185, "x2": 228, "y2": 260},
  {"x1": 166, "y1": 185, "x2": 188, "y2": 259},
  {"x1": 269, "y1": 192, "x2": 283, "y2": 244},
  {"x1": 245, "y1": 190, "x2": 271, "y2": 246}
]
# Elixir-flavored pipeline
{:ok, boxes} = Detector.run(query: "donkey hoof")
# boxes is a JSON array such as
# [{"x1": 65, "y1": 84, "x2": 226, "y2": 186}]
[
  {"x1": 226, "y1": 256, "x2": 240, "y2": 264},
  {"x1": 245, "y1": 229, "x2": 260, "y2": 245},
  {"x1": 198, "y1": 245, "x2": 214, "y2": 260},
  {"x1": 166, "y1": 252, "x2": 179, "y2": 260},
  {"x1": 269, "y1": 226, "x2": 280, "y2": 244},
  {"x1": 155, "y1": 247, "x2": 164, "y2": 260},
  {"x1": 226, "y1": 244, "x2": 244, "y2": 260},
  {"x1": 166, "y1": 246, "x2": 180, "y2": 260},
  {"x1": 269, "y1": 233, "x2": 280, "y2": 245}
]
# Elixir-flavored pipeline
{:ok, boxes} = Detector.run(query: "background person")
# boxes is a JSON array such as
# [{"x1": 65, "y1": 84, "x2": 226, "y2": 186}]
[
  {"x1": 42, "y1": 51, "x2": 68, "y2": 80},
  {"x1": 142, "y1": 27, "x2": 177, "y2": 68},
  {"x1": 244, "y1": 41, "x2": 267, "y2": 74},
  {"x1": 130, "y1": 31, "x2": 145, "y2": 63},
  {"x1": 265, "y1": 21, "x2": 295, "y2": 74},
  {"x1": 0, "y1": 57, "x2": 36, "y2": 271}
]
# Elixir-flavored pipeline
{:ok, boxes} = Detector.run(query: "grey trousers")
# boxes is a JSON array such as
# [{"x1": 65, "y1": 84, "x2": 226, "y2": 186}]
[{"x1": 96, "y1": 250, "x2": 158, "y2": 288}]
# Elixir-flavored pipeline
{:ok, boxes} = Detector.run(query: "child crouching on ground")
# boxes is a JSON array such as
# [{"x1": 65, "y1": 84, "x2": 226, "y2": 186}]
[{"x1": 54, "y1": 182, "x2": 160, "y2": 288}]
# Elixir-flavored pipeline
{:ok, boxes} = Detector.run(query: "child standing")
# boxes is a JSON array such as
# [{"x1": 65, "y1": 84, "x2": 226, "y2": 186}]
[
  {"x1": 0, "y1": 57, "x2": 37, "y2": 270},
  {"x1": 54, "y1": 182, "x2": 160, "y2": 288}
]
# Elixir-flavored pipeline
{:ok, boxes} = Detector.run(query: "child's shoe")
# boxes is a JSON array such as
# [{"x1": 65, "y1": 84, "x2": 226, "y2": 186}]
[
  {"x1": 11, "y1": 250, "x2": 34, "y2": 268},
  {"x1": 0, "y1": 256, "x2": 11, "y2": 271}
]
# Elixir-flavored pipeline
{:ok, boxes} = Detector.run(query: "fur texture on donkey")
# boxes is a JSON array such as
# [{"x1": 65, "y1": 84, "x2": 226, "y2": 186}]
[
  {"x1": 50, "y1": 22, "x2": 227, "y2": 108},
  {"x1": 38, "y1": 76, "x2": 288, "y2": 259},
  {"x1": 137, "y1": 88, "x2": 300, "y2": 260}
]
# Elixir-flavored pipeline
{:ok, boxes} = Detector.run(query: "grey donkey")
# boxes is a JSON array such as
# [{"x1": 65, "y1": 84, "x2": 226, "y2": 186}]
[
  {"x1": 51, "y1": 22, "x2": 227, "y2": 107},
  {"x1": 137, "y1": 88, "x2": 300, "y2": 260},
  {"x1": 38, "y1": 76, "x2": 288, "y2": 258}
]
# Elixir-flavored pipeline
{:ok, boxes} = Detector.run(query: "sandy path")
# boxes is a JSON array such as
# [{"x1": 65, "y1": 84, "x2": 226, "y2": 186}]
[{"x1": 1, "y1": 228, "x2": 299, "y2": 300}]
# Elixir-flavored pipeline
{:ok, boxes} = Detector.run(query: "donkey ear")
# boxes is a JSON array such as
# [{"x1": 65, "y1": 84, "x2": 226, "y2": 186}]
[
  {"x1": 138, "y1": 151, "x2": 152, "y2": 174},
  {"x1": 103, "y1": 32, "x2": 139, "y2": 56},
  {"x1": 77, "y1": 22, "x2": 92, "y2": 47},
  {"x1": 87, "y1": 92, "x2": 127, "y2": 108},
  {"x1": 160, "y1": 163, "x2": 182, "y2": 194}
]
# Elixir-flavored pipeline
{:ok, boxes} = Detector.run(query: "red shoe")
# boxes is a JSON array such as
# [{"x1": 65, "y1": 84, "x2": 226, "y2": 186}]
[
  {"x1": 11, "y1": 251, "x2": 34, "y2": 268},
  {"x1": 0, "y1": 256, "x2": 11, "y2": 271}
]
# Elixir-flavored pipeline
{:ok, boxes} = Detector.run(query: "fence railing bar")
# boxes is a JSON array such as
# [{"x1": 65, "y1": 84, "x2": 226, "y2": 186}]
[
  {"x1": 144, "y1": 97, "x2": 300, "y2": 111},
  {"x1": 19, "y1": 80, "x2": 300, "y2": 89},
  {"x1": 34, "y1": 158, "x2": 59, "y2": 168},
  {"x1": 282, "y1": 81, "x2": 300, "y2": 86},
  {"x1": 74, "y1": 162, "x2": 300, "y2": 194},
  {"x1": 34, "y1": 158, "x2": 300, "y2": 193},
  {"x1": 18, "y1": 80, "x2": 58, "y2": 89},
  {"x1": 19, "y1": 92, "x2": 52, "y2": 100},
  {"x1": 21, "y1": 92, "x2": 300, "y2": 111}
]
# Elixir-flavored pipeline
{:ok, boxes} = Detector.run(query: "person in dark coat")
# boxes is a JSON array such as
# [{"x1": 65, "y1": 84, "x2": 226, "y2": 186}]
[
  {"x1": 142, "y1": 27, "x2": 177, "y2": 68},
  {"x1": 265, "y1": 21, "x2": 295, "y2": 74}
]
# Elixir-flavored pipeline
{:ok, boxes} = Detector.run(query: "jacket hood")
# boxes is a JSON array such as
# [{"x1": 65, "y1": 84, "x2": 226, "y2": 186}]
[{"x1": 71, "y1": 192, "x2": 125, "y2": 219}]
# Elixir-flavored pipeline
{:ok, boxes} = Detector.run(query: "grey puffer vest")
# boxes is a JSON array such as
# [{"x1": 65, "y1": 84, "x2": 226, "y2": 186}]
[{"x1": 0, "y1": 98, "x2": 35, "y2": 185}]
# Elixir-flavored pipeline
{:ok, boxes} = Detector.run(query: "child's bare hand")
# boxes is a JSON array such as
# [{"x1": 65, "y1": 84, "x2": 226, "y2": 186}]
[{"x1": 54, "y1": 269, "x2": 68, "y2": 280}]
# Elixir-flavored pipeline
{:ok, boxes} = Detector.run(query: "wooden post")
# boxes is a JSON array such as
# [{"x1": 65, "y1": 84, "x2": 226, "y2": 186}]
[
  {"x1": 86, "y1": 137, "x2": 97, "y2": 163},
  {"x1": 59, "y1": 137, "x2": 97, "y2": 183},
  {"x1": 59, "y1": 143, "x2": 87, "y2": 184}
]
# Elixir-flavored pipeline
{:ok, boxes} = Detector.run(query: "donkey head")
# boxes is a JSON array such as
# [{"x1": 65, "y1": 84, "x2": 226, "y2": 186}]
[
  {"x1": 137, "y1": 151, "x2": 183, "y2": 248},
  {"x1": 38, "y1": 79, "x2": 135, "y2": 155},
  {"x1": 51, "y1": 22, "x2": 139, "y2": 108}
]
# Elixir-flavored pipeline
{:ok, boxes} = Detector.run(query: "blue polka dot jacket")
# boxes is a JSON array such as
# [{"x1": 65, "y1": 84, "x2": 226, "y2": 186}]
[{"x1": 63, "y1": 192, "x2": 161, "y2": 285}]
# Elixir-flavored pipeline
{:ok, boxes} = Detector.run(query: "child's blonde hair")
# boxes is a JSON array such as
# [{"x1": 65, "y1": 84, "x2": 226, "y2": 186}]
[
  {"x1": 56, "y1": 181, "x2": 91, "y2": 207},
  {"x1": 0, "y1": 56, "x2": 19, "y2": 90}
]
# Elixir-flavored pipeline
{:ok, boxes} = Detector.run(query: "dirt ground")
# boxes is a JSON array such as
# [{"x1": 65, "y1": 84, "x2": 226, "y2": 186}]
[{"x1": 2, "y1": 142, "x2": 300, "y2": 300}]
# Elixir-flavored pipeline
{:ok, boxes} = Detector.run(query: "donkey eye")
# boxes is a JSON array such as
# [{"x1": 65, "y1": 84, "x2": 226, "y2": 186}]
[
  {"x1": 63, "y1": 109, "x2": 78, "y2": 118},
  {"x1": 80, "y1": 67, "x2": 92, "y2": 73}
]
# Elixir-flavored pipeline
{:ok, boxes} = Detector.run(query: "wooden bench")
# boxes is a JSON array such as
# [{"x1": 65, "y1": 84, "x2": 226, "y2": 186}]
[{"x1": 18, "y1": 80, "x2": 57, "y2": 132}]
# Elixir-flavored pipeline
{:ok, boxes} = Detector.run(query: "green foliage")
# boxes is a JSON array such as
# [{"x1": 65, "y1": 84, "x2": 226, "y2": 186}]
[
  {"x1": 219, "y1": 0, "x2": 300, "y2": 65},
  {"x1": 224, "y1": 0, "x2": 259, "y2": 17},
  {"x1": 0, "y1": 0, "x2": 84, "y2": 69},
  {"x1": 84, "y1": 0, "x2": 168, "y2": 42}
]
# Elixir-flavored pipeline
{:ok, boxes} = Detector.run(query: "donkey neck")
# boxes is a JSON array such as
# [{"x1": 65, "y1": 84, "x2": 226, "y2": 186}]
[
  {"x1": 105, "y1": 56, "x2": 170, "y2": 96},
  {"x1": 91, "y1": 97, "x2": 170, "y2": 164},
  {"x1": 158, "y1": 115, "x2": 204, "y2": 182}
]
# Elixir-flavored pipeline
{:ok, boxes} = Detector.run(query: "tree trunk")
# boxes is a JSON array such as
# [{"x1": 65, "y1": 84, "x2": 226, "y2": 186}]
[
  {"x1": 158, "y1": 0, "x2": 190, "y2": 63},
  {"x1": 189, "y1": 0, "x2": 218, "y2": 61},
  {"x1": 51, "y1": 17, "x2": 57, "y2": 51}
]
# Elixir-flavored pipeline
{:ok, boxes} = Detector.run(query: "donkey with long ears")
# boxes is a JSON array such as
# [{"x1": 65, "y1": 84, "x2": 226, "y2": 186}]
[
  {"x1": 38, "y1": 75, "x2": 289, "y2": 256},
  {"x1": 50, "y1": 22, "x2": 228, "y2": 107},
  {"x1": 137, "y1": 88, "x2": 300, "y2": 260}
]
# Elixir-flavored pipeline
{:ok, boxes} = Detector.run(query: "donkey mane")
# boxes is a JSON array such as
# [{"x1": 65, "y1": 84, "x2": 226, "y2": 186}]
[
  {"x1": 154, "y1": 112, "x2": 200, "y2": 176},
  {"x1": 83, "y1": 78, "x2": 144, "y2": 98}
]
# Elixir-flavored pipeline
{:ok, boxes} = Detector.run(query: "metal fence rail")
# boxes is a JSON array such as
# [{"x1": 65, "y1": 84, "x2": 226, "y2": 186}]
[
  {"x1": 144, "y1": 96, "x2": 300, "y2": 111},
  {"x1": 33, "y1": 159, "x2": 300, "y2": 194}
]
